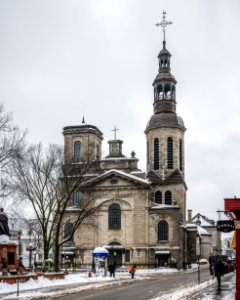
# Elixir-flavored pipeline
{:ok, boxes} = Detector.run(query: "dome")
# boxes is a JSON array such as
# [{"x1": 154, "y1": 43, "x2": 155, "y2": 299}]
[
  {"x1": 153, "y1": 72, "x2": 176, "y2": 83},
  {"x1": 158, "y1": 47, "x2": 171, "y2": 57},
  {"x1": 145, "y1": 113, "x2": 186, "y2": 132}
]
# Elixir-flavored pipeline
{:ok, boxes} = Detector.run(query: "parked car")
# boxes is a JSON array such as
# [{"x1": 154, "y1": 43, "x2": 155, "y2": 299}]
[{"x1": 199, "y1": 258, "x2": 208, "y2": 265}]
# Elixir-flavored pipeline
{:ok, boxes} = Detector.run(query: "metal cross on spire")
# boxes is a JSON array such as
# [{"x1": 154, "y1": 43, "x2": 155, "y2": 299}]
[
  {"x1": 156, "y1": 11, "x2": 172, "y2": 42},
  {"x1": 112, "y1": 126, "x2": 119, "y2": 140}
]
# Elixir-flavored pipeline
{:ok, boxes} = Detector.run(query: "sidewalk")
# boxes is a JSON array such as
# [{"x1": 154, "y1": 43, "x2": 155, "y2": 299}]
[{"x1": 190, "y1": 273, "x2": 236, "y2": 299}]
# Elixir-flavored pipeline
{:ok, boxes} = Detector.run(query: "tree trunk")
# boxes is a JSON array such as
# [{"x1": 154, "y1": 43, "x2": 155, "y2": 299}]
[{"x1": 53, "y1": 226, "x2": 61, "y2": 272}]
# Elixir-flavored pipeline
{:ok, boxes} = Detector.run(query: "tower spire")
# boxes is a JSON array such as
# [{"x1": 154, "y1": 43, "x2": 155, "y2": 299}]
[
  {"x1": 156, "y1": 11, "x2": 172, "y2": 45},
  {"x1": 152, "y1": 11, "x2": 178, "y2": 114}
]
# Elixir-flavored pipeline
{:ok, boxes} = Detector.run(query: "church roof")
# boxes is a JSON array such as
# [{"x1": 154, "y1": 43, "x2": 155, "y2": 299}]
[
  {"x1": 197, "y1": 225, "x2": 211, "y2": 236},
  {"x1": 62, "y1": 124, "x2": 103, "y2": 140},
  {"x1": 145, "y1": 113, "x2": 185, "y2": 133},
  {"x1": 147, "y1": 169, "x2": 186, "y2": 187},
  {"x1": 147, "y1": 171, "x2": 163, "y2": 183},
  {"x1": 153, "y1": 71, "x2": 176, "y2": 84},
  {"x1": 165, "y1": 170, "x2": 186, "y2": 185},
  {"x1": 82, "y1": 169, "x2": 150, "y2": 188},
  {"x1": 184, "y1": 223, "x2": 211, "y2": 235},
  {"x1": 191, "y1": 213, "x2": 215, "y2": 226}
]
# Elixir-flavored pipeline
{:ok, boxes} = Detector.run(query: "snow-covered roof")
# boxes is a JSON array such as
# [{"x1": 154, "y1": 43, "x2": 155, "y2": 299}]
[
  {"x1": 185, "y1": 223, "x2": 197, "y2": 228},
  {"x1": 83, "y1": 169, "x2": 150, "y2": 187},
  {"x1": 184, "y1": 223, "x2": 211, "y2": 235},
  {"x1": 191, "y1": 213, "x2": 215, "y2": 226},
  {"x1": 197, "y1": 225, "x2": 211, "y2": 236},
  {"x1": 151, "y1": 204, "x2": 180, "y2": 209},
  {"x1": 103, "y1": 156, "x2": 136, "y2": 160}
]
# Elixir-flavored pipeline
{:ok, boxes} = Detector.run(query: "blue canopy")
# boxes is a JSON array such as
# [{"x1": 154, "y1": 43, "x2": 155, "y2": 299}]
[{"x1": 92, "y1": 246, "x2": 110, "y2": 257}]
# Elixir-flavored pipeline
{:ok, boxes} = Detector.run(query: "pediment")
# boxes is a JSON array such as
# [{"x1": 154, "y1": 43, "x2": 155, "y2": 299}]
[{"x1": 82, "y1": 169, "x2": 149, "y2": 189}]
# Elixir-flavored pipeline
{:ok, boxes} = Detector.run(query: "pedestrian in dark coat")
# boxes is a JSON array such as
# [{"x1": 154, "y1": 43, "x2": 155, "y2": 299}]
[
  {"x1": 109, "y1": 264, "x2": 115, "y2": 278},
  {"x1": 214, "y1": 260, "x2": 225, "y2": 290},
  {"x1": 209, "y1": 263, "x2": 215, "y2": 277}
]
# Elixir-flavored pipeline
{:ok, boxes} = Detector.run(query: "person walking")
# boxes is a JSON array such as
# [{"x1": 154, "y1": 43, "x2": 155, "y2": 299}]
[
  {"x1": 108, "y1": 264, "x2": 115, "y2": 278},
  {"x1": 214, "y1": 259, "x2": 225, "y2": 290},
  {"x1": 209, "y1": 262, "x2": 215, "y2": 278},
  {"x1": 129, "y1": 264, "x2": 136, "y2": 279}
]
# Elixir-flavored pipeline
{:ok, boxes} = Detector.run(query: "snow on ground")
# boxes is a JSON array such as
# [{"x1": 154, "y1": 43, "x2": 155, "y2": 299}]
[
  {"x1": 0, "y1": 265, "x2": 224, "y2": 300},
  {"x1": 0, "y1": 268, "x2": 178, "y2": 299}
]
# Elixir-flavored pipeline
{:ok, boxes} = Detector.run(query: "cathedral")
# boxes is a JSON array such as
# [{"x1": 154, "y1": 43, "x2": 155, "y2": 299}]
[{"x1": 61, "y1": 15, "x2": 201, "y2": 270}]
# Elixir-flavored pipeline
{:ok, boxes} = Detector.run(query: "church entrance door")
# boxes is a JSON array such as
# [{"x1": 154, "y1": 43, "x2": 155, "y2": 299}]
[
  {"x1": 155, "y1": 251, "x2": 171, "y2": 267},
  {"x1": 106, "y1": 242, "x2": 124, "y2": 267}
]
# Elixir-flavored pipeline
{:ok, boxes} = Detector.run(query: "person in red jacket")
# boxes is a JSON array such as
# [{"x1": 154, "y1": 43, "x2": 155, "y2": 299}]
[{"x1": 129, "y1": 264, "x2": 136, "y2": 279}]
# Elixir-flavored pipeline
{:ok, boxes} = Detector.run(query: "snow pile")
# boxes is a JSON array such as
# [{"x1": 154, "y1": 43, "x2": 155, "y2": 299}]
[
  {"x1": 3, "y1": 279, "x2": 132, "y2": 300},
  {"x1": 150, "y1": 272, "x2": 235, "y2": 300},
  {"x1": 150, "y1": 279, "x2": 214, "y2": 300},
  {"x1": 1, "y1": 273, "x2": 116, "y2": 294}
]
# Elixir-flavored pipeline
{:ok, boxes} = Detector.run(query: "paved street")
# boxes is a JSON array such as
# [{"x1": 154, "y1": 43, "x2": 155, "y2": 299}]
[
  {"x1": 54, "y1": 268, "x2": 211, "y2": 300},
  {"x1": 191, "y1": 273, "x2": 235, "y2": 299}
]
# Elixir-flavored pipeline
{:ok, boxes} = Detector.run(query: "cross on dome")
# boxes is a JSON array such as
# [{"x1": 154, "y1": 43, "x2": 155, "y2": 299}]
[{"x1": 156, "y1": 11, "x2": 172, "y2": 42}]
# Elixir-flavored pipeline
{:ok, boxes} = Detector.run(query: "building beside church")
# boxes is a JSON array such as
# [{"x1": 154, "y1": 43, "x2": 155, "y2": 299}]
[
  {"x1": 184, "y1": 211, "x2": 221, "y2": 264},
  {"x1": 60, "y1": 15, "x2": 220, "y2": 269}
]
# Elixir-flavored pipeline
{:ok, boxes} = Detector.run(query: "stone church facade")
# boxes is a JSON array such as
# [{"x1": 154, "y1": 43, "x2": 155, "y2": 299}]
[{"x1": 61, "y1": 30, "x2": 189, "y2": 269}]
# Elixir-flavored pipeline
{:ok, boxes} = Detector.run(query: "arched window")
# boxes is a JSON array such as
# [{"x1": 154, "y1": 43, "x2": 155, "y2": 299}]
[
  {"x1": 72, "y1": 188, "x2": 81, "y2": 206},
  {"x1": 167, "y1": 137, "x2": 173, "y2": 169},
  {"x1": 109, "y1": 203, "x2": 121, "y2": 230},
  {"x1": 154, "y1": 138, "x2": 159, "y2": 170},
  {"x1": 155, "y1": 191, "x2": 162, "y2": 204},
  {"x1": 179, "y1": 139, "x2": 183, "y2": 171},
  {"x1": 64, "y1": 223, "x2": 73, "y2": 242},
  {"x1": 157, "y1": 84, "x2": 163, "y2": 99},
  {"x1": 165, "y1": 191, "x2": 172, "y2": 205},
  {"x1": 74, "y1": 141, "x2": 81, "y2": 159},
  {"x1": 158, "y1": 220, "x2": 168, "y2": 241},
  {"x1": 164, "y1": 84, "x2": 171, "y2": 99},
  {"x1": 160, "y1": 60, "x2": 164, "y2": 69}
]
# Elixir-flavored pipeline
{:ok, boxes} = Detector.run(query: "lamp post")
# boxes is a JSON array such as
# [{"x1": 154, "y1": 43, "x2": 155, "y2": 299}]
[
  {"x1": 196, "y1": 234, "x2": 201, "y2": 284},
  {"x1": 26, "y1": 242, "x2": 36, "y2": 272},
  {"x1": 224, "y1": 198, "x2": 240, "y2": 300}
]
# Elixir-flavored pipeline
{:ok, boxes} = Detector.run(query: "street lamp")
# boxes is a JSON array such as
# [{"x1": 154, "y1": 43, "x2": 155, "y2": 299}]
[
  {"x1": 26, "y1": 242, "x2": 36, "y2": 272},
  {"x1": 196, "y1": 233, "x2": 201, "y2": 284}
]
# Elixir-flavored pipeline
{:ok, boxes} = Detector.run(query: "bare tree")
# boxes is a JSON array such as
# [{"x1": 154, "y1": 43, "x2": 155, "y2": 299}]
[
  {"x1": 12, "y1": 142, "x2": 100, "y2": 271},
  {"x1": 0, "y1": 104, "x2": 26, "y2": 202}
]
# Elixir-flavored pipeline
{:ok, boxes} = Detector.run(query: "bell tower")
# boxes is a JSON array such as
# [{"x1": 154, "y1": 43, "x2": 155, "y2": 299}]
[
  {"x1": 63, "y1": 122, "x2": 103, "y2": 164},
  {"x1": 145, "y1": 13, "x2": 187, "y2": 269},
  {"x1": 145, "y1": 12, "x2": 186, "y2": 178}
]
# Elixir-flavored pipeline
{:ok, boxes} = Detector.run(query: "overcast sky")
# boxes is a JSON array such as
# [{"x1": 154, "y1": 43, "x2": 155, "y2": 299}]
[{"x1": 0, "y1": 0, "x2": 240, "y2": 221}]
